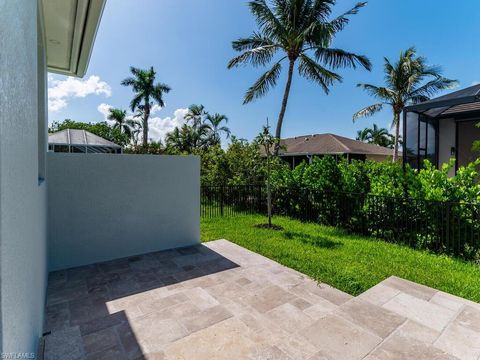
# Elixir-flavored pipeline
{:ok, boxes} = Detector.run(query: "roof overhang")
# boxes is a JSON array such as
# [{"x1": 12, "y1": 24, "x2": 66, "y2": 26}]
[
  {"x1": 41, "y1": 0, "x2": 106, "y2": 77},
  {"x1": 405, "y1": 96, "x2": 480, "y2": 113},
  {"x1": 404, "y1": 85, "x2": 480, "y2": 118}
]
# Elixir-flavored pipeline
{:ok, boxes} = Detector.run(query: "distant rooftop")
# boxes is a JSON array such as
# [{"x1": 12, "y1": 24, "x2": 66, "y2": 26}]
[
  {"x1": 48, "y1": 129, "x2": 122, "y2": 154},
  {"x1": 276, "y1": 133, "x2": 395, "y2": 156}
]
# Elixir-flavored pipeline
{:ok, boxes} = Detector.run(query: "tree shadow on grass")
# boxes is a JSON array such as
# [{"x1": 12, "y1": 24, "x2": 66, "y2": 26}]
[{"x1": 282, "y1": 231, "x2": 343, "y2": 249}]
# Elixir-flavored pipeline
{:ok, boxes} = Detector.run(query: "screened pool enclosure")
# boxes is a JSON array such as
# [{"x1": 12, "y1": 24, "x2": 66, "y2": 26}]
[{"x1": 403, "y1": 84, "x2": 480, "y2": 174}]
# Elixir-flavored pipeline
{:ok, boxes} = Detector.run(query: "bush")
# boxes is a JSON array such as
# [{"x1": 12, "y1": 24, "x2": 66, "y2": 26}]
[{"x1": 266, "y1": 156, "x2": 480, "y2": 260}]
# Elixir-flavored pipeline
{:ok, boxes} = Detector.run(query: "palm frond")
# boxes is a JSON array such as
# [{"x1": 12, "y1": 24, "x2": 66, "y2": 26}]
[
  {"x1": 408, "y1": 77, "x2": 458, "y2": 99},
  {"x1": 314, "y1": 47, "x2": 371, "y2": 70},
  {"x1": 352, "y1": 103, "x2": 384, "y2": 121},
  {"x1": 227, "y1": 45, "x2": 279, "y2": 68},
  {"x1": 232, "y1": 32, "x2": 276, "y2": 51},
  {"x1": 356, "y1": 84, "x2": 394, "y2": 101},
  {"x1": 298, "y1": 54, "x2": 341, "y2": 93},
  {"x1": 248, "y1": 0, "x2": 287, "y2": 40},
  {"x1": 328, "y1": 2, "x2": 367, "y2": 33},
  {"x1": 244, "y1": 61, "x2": 283, "y2": 104}
]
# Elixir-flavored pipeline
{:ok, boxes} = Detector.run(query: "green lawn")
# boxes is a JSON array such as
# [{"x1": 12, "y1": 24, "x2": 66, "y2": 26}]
[{"x1": 201, "y1": 214, "x2": 480, "y2": 302}]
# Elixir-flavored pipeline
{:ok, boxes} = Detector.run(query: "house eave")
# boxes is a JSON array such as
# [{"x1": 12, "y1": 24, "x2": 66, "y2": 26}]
[{"x1": 42, "y1": 0, "x2": 106, "y2": 77}]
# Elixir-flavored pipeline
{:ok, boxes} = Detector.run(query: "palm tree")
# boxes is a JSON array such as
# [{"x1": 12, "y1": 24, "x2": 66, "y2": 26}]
[
  {"x1": 353, "y1": 48, "x2": 457, "y2": 161},
  {"x1": 356, "y1": 127, "x2": 370, "y2": 143},
  {"x1": 184, "y1": 105, "x2": 211, "y2": 149},
  {"x1": 228, "y1": 0, "x2": 371, "y2": 155},
  {"x1": 205, "y1": 113, "x2": 230, "y2": 145},
  {"x1": 356, "y1": 124, "x2": 394, "y2": 148},
  {"x1": 121, "y1": 66, "x2": 171, "y2": 146},
  {"x1": 107, "y1": 108, "x2": 133, "y2": 138}
]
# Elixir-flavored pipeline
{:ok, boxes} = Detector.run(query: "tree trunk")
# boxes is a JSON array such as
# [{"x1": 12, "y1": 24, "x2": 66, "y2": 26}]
[
  {"x1": 266, "y1": 144, "x2": 272, "y2": 227},
  {"x1": 393, "y1": 112, "x2": 400, "y2": 162},
  {"x1": 143, "y1": 105, "x2": 150, "y2": 147},
  {"x1": 274, "y1": 59, "x2": 295, "y2": 156}
]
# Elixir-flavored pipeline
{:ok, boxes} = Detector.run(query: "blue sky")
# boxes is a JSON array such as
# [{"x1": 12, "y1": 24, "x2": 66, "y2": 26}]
[{"x1": 48, "y1": 0, "x2": 480, "y2": 143}]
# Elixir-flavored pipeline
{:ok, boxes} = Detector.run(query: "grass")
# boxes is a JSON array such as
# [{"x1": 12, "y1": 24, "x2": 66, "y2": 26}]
[{"x1": 201, "y1": 214, "x2": 480, "y2": 302}]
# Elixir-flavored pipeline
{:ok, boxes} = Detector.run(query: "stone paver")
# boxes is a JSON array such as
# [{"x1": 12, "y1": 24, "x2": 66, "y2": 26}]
[{"x1": 43, "y1": 240, "x2": 480, "y2": 359}]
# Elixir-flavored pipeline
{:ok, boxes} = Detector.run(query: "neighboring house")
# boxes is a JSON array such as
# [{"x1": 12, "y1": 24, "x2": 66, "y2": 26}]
[
  {"x1": 273, "y1": 133, "x2": 395, "y2": 167},
  {"x1": 1, "y1": 1, "x2": 200, "y2": 356},
  {"x1": 403, "y1": 84, "x2": 480, "y2": 176},
  {"x1": 48, "y1": 129, "x2": 122, "y2": 154}
]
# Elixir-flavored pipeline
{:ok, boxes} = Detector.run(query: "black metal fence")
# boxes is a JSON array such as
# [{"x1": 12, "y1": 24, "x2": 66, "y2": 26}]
[{"x1": 201, "y1": 185, "x2": 480, "y2": 261}]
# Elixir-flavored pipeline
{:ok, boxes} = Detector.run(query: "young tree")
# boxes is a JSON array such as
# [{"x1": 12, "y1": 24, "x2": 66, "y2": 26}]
[
  {"x1": 255, "y1": 124, "x2": 279, "y2": 227},
  {"x1": 121, "y1": 66, "x2": 171, "y2": 146},
  {"x1": 228, "y1": 0, "x2": 371, "y2": 155},
  {"x1": 353, "y1": 48, "x2": 457, "y2": 161}
]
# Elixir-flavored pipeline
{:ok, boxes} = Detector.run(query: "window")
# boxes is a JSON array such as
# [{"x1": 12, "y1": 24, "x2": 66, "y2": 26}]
[{"x1": 405, "y1": 111, "x2": 437, "y2": 169}]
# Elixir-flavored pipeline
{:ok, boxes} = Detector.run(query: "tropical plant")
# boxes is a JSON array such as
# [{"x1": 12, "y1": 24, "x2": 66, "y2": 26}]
[
  {"x1": 353, "y1": 47, "x2": 457, "y2": 161},
  {"x1": 107, "y1": 108, "x2": 137, "y2": 140},
  {"x1": 356, "y1": 124, "x2": 395, "y2": 148},
  {"x1": 121, "y1": 66, "x2": 171, "y2": 146},
  {"x1": 255, "y1": 124, "x2": 280, "y2": 227},
  {"x1": 228, "y1": 0, "x2": 372, "y2": 155},
  {"x1": 184, "y1": 104, "x2": 211, "y2": 149},
  {"x1": 165, "y1": 105, "x2": 231, "y2": 152},
  {"x1": 473, "y1": 122, "x2": 480, "y2": 153},
  {"x1": 205, "y1": 113, "x2": 231, "y2": 145}
]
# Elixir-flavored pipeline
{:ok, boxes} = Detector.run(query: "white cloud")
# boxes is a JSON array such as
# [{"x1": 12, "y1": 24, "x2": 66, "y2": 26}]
[
  {"x1": 151, "y1": 104, "x2": 163, "y2": 115},
  {"x1": 148, "y1": 108, "x2": 189, "y2": 143},
  {"x1": 96, "y1": 104, "x2": 188, "y2": 143},
  {"x1": 97, "y1": 103, "x2": 113, "y2": 123},
  {"x1": 48, "y1": 75, "x2": 112, "y2": 112},
  {"x1": 471, "y1": 81, "x2": 480, "y2": 86}
]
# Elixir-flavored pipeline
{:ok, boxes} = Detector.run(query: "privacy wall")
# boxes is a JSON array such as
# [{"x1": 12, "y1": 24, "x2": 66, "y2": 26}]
[
  {"x1": 47, "y1": 153, "x2": 200, "y2": 271},
  {"x1": 0, "y1": 1, "x2": 48, "y2": 354}
]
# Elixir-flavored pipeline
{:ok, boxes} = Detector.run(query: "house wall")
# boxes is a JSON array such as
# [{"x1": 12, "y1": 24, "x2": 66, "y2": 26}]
[
  {"x1": 47, "y1": 154, "x2": 200, "y2": 271},
  {"x1": 438, "y1": 118, "x2": 456, "y2": 176},
  {"x1": 366, "y1": 154, "x2": 391, "y2": 162},
  {"x1": 0, "y1": 0, "x2": 48, "y2": 354}
]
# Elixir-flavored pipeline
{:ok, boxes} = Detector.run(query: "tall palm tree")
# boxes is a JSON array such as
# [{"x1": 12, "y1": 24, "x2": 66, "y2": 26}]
[
  {"x1": 184, "y1": 104, "x2": 207, "y2": 128},
  {"x1": 356, "y1": 124, "x2": 394, "y2": 148},
  {"x1": 184, "y1": 105, "x2": 211, "y2": 149},
  {"x1": 107, "y1": 108, "x2": 132, "y2": 138},
  {"x1": 353, "y1": 48, "x2": 457, "y2": 161},
  {"x1": 228, "y1": 0, "x2": 371, "y2": 155},
  {"x1": 121, "y1": 66, "x2": 171, "y2": 147},
  {"x1": 205, "y1": 113, "x2": 230, "y2": 145}
]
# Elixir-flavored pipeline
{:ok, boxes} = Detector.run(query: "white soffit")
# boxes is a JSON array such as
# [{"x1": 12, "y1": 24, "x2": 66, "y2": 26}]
[{"x1": 42, "y1": 0, "x2": 106, "y2": 77}]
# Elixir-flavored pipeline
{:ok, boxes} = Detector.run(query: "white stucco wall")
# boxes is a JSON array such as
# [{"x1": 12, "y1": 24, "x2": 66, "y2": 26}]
[
  {"x1": 0, "y1": 0, "x2": 48, "y2": 354},
  {"x1": 47, "y1": 154, "x2": 200, "y2": 271},
  {"x1": 438, "y1": 118, "x2": 456, "y2": 176}
]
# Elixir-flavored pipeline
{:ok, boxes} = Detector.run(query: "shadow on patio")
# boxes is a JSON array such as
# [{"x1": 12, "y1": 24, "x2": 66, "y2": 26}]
[{"x1": 42, "y1": 244, "x2": 239, "y2": 359}]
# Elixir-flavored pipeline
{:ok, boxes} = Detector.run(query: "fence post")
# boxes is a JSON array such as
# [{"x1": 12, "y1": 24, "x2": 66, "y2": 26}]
[
  {"x1": 220, "y1": 185, "x2": 224, "y2": 217},
  {"x1": 446, "y1": 202, "x2": 450, "y2": 254}
]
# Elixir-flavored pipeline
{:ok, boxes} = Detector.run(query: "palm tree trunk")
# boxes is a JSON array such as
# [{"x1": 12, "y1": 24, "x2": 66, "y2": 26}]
[
  {"x1": 274, "y1": 59, "x2": 295, "y2": 156},
  {"x1": 143, "y1": 106, "x2": 150, "y2": 147},
  {"x1": 393, "y1": 112, "x2": 400, "y2": 162}
]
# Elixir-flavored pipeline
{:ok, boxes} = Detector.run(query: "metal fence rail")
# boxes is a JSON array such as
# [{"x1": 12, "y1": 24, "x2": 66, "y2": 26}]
[{"x1": 201, "y1": 185, "x2": 480, "y2": 261}]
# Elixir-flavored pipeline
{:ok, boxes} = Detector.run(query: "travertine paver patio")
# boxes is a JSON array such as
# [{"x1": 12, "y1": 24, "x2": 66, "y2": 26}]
[{"x1": 43, "y1": 240, "x2": 480, "y2": 360}]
